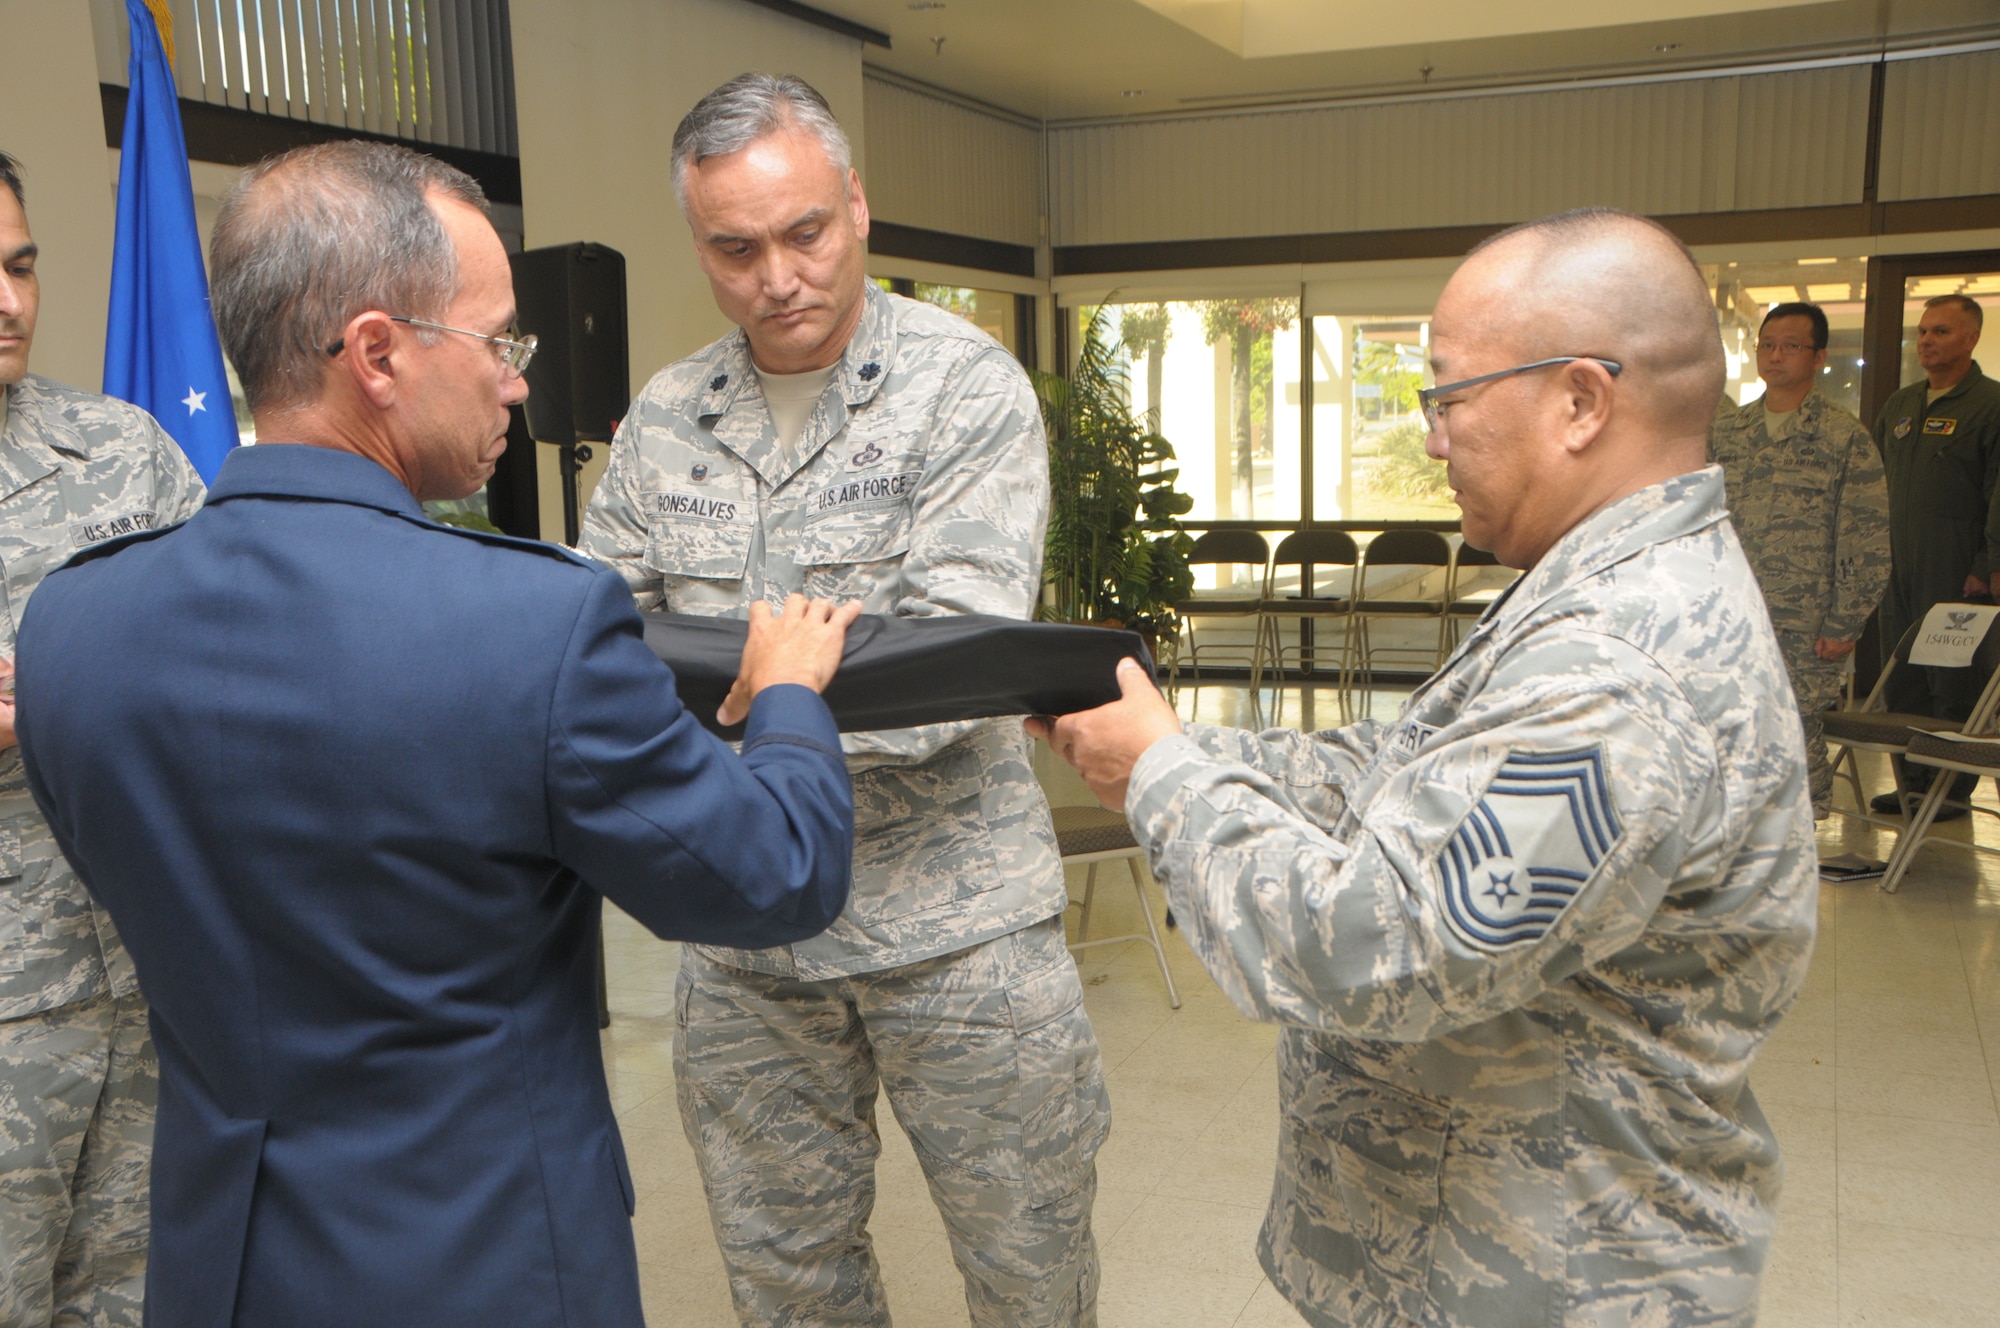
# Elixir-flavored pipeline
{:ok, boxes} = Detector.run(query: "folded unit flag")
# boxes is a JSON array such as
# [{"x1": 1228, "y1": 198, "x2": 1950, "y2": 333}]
[
  {"x1": 103, "y1": 0, "x2": 239, "y2": 483},
  {"x1": 640, "y1": 611, "x2": 1155, "y2": 739}
]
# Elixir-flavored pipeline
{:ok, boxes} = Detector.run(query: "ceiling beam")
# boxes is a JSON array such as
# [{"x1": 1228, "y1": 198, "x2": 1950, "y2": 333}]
[{"x1": 738, "y1": 0, "x2": 891, "y2": 49}]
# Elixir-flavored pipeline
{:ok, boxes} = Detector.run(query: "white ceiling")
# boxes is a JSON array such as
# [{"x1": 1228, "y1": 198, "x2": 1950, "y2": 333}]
[
  {"x1": 805, "y1": 0, "x2": 2000, "y2": 121},
  {"x1": 1132, "y1": 0, "x2": 1827, "y2": 59}
]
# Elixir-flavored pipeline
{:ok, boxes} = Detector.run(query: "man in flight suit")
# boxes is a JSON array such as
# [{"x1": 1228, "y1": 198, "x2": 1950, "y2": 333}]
[
  {"x1": 1036, "y1": 209, "x2": 1817, "y2": 1328},
  {"x1": 1709, "y1": 301, "x2": 1888, "y2": 818},
  {"x1": 1871, "y1": 294, "x2": 2000, "y2": 812},
  {"x1": 582, "y1": 75, "x2": 1107, "y2": 1326},
  {"x1": 0, "y1": 149, "x2": 204, "y2": 1328}
]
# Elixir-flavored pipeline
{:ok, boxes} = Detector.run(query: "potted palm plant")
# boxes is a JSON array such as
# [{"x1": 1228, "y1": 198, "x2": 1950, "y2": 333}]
[{"x1": 1032, "y1": 305, "x2": 1195, "y2": 651}]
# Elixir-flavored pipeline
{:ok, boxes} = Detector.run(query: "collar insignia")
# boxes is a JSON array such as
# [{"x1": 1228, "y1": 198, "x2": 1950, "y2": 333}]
[{"x1": 857, "y1": 361, "x2": 881, "y2": 382}]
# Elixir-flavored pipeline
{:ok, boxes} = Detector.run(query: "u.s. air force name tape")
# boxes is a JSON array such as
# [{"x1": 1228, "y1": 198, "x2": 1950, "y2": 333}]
[{"x1": 1438, "y1": 746, "x2": 1623, "y2": 951}]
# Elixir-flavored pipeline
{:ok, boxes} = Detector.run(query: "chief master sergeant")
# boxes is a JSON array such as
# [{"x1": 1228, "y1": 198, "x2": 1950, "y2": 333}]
[
  {"x1": 1708, "y1": 300, "x2": 1888, "y2": 818},
  {"x1": 0, "y1": 150, "x2": 204, "y2": 1326},
  {"x1": 1036, "y1": 208, "x2": 1817, "y2": 1327},
  {"x1": 582, "y1": 76, "x2": 1107, "y2": 1326}
]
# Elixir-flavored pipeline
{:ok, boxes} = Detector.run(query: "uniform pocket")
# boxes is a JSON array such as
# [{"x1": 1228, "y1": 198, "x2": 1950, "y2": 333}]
[
  {"x1": 1280, "y1": 1041, "x2": 1450, "y2": 1324},
  {"x1": 794, "y1": 506, "x2": 913, "y2": 602},
  {"x1": 1005, "y1": 939, "x2": 1110, "y2": 1207},
  {"x1": 848, "y1": 741, "x2": 1003, "y2": 924},
  {"x1": 646, "y1": 519, "x2": 753, "y2": 582},
  {"x1": 0, "y1": 818, "x2": 27, "y2": 975}
]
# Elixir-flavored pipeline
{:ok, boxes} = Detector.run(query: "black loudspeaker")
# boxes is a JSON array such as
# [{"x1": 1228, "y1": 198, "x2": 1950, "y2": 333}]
[
  {"x1": 495, "y1": 242, "x2": 629, "y2": 544},
  {"x1": 510, "y1": 242, "x2": 630, "y2": 445}
]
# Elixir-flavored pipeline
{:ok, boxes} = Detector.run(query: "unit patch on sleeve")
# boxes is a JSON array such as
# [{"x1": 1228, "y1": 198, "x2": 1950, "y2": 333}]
[{"x1": 1437, "y1": 747, "x2": 1623, "y2": 952}]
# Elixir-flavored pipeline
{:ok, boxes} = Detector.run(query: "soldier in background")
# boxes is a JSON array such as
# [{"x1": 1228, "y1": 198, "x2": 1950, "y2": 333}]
[
  {"x1": 0, "y1": 152, "x2": 204, "y2": 1324},
  {"x1": 582, "y1": 77, "x2": 1107, "y2": 1325},
  {"x1": 1709, "y1": 301, "x2": 1888, "y2": 819},
  {"x1": 1035, "y1": 209, "x2": 1816, "y2": 1328},
  {"x1": 1870, "y1": 294, "x2": 2000, "y2": 815}
]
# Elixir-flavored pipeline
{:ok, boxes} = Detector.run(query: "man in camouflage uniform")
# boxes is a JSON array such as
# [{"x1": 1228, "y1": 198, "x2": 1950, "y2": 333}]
[
  {"x1": 581, "y1": 77, "x2": 1106, "y2": 1326},
  {"x1": 1709, "y1": 301, "x2": 1888, "y2": 818},
  {"x1": 0, "y1": 152, "x2": 204, "y2": 1326},
  {"x1": 1037, "y1": 210, "x2": 1816, "y2": 1327}
]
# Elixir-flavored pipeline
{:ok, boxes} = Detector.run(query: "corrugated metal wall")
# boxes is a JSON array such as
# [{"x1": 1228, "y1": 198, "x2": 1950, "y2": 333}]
[
  {"x1": 1047, "y1": 64, "x2": 1874, "y2": 247},
  {"x1": 1880, "y1": 49, "x2": 2000, "y2": 203},
  {"x1": 91, "y1": 0, "x2": 519, "y2": 156},
  {"x1": 862, "y1": 74, "x2": 1042, "y2": 249}
]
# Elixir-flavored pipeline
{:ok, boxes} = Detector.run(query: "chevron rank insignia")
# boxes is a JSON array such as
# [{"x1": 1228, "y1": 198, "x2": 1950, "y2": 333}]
[{"x1": 1438, "y1": 747, "x2": 1622, "y2": 951}]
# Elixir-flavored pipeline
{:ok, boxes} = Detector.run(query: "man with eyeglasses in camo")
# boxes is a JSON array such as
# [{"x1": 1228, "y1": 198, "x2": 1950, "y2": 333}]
[
  {"x1": 1709, "y1": 301, "x2": 1888, "y2": 820},
  {"x1": 1036, "y1": 208, "x2": 1815, "y2": 1328}
]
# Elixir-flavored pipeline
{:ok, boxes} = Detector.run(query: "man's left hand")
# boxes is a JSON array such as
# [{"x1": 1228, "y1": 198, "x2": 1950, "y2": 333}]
[
  {"x1": 1965, "y1": 572, "x2": 1991, "y2": 600},
  {"x1": 1026, "y1": 657, "x2": 1182, "y2": 810},
  {"x1": 1812, "y1": 637, "x2": 1858, "y2": 661}
]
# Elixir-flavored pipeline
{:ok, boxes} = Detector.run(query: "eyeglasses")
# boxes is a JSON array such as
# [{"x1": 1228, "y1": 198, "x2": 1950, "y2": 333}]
[
  {"x1": 325, "y1": 316, "x2": 538, "y2": 376},
  {"x1": 1418, "y1": 356, "x2": 1622, "y2": 432},
  {"x1": 1755, "y1": 339, "x2": 1822, "y2": 357}
]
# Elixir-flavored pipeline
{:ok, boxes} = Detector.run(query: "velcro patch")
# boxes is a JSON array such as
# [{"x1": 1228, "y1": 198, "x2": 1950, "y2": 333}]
[
  {"x1": 642, "y1": 491, "x2": 747, "y2": 525},
  {"x1": 1923, "y1": 417, "x2": 1958, "y2": 435},
  {"x1": 805, "y1": 470, "x2": 921, "y2": 522},
  {"x1": 1438, "y1": 747, "x2": 1622, "y2": 951},
  {"x1": 70, "y1": 510, "x2": 157, "y2": 546}
]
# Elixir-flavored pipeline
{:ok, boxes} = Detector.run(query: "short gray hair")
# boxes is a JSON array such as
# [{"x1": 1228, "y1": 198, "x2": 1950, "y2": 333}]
[
  {"x1": 210, "y1": 140, "x2": 487, "y2": 415},
  {"x1": 671, "y1": 73, "x2": 852, "y2": 210}
]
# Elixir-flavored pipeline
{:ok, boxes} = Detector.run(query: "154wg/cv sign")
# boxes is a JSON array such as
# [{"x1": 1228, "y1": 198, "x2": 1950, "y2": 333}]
[{"x1": 1909, "y1": 602, "x2": 2000, "y2": 667}]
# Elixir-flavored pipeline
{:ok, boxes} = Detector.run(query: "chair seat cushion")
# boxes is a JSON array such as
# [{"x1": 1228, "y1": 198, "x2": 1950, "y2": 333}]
[
  {"x1": 1051, "y1": 805, "x2": 1139, "y2": 857},
  {"x1": 1906, "y1": 730, "x2": 2000, "y2": 769},
  {"x1": 1821, "y1": 711, "x2": 1961, "y2": 745}
]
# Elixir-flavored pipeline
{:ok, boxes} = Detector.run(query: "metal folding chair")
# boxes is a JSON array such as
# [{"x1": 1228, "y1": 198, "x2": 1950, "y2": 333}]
[
  {"x1": 1344, "y1": 529, "x2": 1451, "y2": 714},
  {"x1": 1053, "y1": 806, "x2": 1179, "y2": 1008},
  {"x1": 1253, "y1": 529, "x2": 1359, "y2": 727}
]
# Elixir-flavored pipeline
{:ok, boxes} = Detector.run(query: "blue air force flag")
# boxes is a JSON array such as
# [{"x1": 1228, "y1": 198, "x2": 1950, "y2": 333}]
[
  {"x1": 103, "y1": 0, "x2": 238, "y2": 483},
  {"x1": 1438, "y1": 747, "x2": 1623, "y2": 951}
]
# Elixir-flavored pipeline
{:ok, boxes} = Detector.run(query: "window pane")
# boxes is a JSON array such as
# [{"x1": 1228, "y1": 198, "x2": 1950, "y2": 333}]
[
  {"x1": 914, "y1": 283, "x2": 1020, "y2": 360},
  {"x1": 1706, "y1": 257, "x2": 1867, "y2": 418},
  {"x1": 1108, "y1": 298, "x2": 1302, "y2": 523},
  {"x1": 1309, "y1": 315, "x2": 1453, "y2": 522}
]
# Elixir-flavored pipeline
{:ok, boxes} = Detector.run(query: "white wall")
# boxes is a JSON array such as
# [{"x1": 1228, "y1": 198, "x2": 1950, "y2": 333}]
[
  {"x1": 509, "y1": 0, "x2": 864, "y2": 395},
  {"x1": 863, "y1": 74, "x2": 1041, "y2": 250},
  {"x1": 1, "y1": 0, "x2": 118, "y2": 393},
  {"x1": 1048, "y1": 63, "x2": 1873, "y2": 247}
]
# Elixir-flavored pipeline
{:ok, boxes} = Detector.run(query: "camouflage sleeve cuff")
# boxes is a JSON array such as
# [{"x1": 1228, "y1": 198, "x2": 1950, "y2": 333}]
[{"x1": 1126, "y1": 732, "x2": 1214, "y2": 851}]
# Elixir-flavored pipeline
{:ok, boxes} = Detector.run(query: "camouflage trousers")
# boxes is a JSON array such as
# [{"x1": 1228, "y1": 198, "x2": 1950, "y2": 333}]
[
  {"x1": 675, "y1": 917, "x2": 1110, "y2": 1327},
  {"x1": 1777, "y1": 631, "x2": 1847, "y2": 819},
  {"x1": 0, "y1": 990, "x2": 154, "y2": 1328}
]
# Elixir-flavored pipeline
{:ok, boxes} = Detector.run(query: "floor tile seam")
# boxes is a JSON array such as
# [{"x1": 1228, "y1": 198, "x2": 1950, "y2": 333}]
[{"x1": 1828, "y1": 1145, "x2": 2000, "y2": 1183}]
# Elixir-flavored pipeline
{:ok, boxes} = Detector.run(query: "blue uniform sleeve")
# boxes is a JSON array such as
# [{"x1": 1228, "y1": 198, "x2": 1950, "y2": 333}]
[{"x1": 545, "y1": 571, "x2": 854, "y2": 946}]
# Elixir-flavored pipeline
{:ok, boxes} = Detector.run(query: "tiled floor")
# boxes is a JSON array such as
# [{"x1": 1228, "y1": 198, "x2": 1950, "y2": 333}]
[{"x1": 602, "y1": 683, "x2": 2000, "y2": 1327}]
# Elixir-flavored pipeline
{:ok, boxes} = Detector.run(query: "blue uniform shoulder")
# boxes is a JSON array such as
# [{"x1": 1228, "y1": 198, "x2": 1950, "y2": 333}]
[{"x1": 392, "y1": 511, "x2": 599, "y2": 571}]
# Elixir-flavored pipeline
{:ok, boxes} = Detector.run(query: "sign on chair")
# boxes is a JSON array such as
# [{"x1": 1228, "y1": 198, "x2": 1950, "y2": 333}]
[{"x1": 1909, "y1": 603, "x2": 2000, "y2": 667}]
